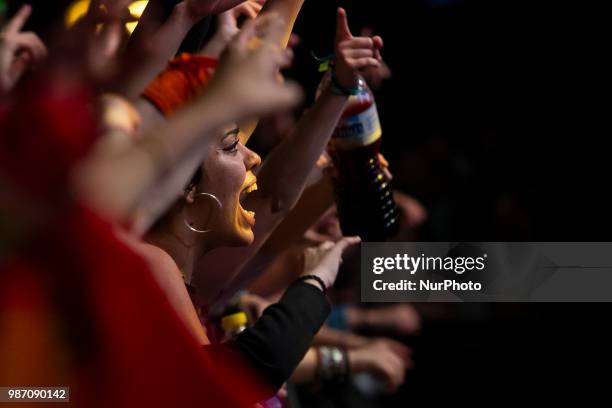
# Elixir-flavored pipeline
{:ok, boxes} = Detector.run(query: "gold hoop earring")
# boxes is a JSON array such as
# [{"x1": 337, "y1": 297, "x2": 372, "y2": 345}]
[{"x1": 184, "y1": 193, "x2": 222, "y2": 233}]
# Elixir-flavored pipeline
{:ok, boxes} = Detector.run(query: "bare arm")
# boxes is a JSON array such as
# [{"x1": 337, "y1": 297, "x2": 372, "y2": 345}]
[
  {"x1": 263, "y1": 174, "x2": 335, "y2": 253},
  {"x1": 116, "y1": 1, "x2": 201, "y2": 99},
  {"x1": 74, "y1": 16, "x2": 301, "y2": 223},
  {"x1": 193, "y1": 88, "x2": 348, "y2": 304},
  {"x1": 132, "y1": 0, "x2": 307, "y2": 232},
  {"x1": 289, "y1": 348, "x2": 318, "y2": 384},
  {"x1": 133, "y1": 0, "x2": 302, "y2": 119},
  {"x1": 258, "y1": 0, "x2": 303, "y2": 48},
  {"x1": 75, "y1": 82, "x2": 237, "y2": 221},
  {"x1": 290, "y1": 332, "x2": 412, "y2": 389},
  {"x1": 194, "y1": 8, "x2": 383, "y2": 305},
  {"x1": 238, "y1": 0, "x2": 305, "y2": 142},
  {"x1": 118, "y1": 1, "x2": 257, "y2": 99}
]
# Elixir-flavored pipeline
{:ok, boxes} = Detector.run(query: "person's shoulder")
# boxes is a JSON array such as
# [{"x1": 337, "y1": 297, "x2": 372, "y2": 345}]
[{"x1": 115, "y1": 231, "x2": 177, "y2": 270}]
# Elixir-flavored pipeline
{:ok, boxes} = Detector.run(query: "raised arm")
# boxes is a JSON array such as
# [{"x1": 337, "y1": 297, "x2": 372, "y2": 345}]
[
  {"x1": 259, "y1": 0, "x2": 303, "y2": 47},
  {"x1": 74, "y1": 16, "x2": 302, "y2": 223},
  {"x1": 236, "y1": 0, "x2": 305, "y2": 142},
  {"x1": 117, "y1": 0, "x2": 251, "y2": 99},
  {"x1": 133, "y1": 0, "x2": 302, "y2": 107},
  {"x1": 132, "y1": 0, "x2": 307, "y2": 232},
  {"x1": 193, "y1": 8, "x2": 384, "y2": 305}
]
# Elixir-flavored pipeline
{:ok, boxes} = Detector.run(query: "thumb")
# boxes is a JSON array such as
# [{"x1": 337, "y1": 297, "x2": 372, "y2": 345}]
[{"x1": 335, "y1": 7, "x2": 353, "y2": 42}]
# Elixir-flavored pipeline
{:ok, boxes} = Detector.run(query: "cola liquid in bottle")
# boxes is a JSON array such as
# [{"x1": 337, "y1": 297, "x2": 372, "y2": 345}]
[{"x1": 327, "y1": 76, "x2": 399, "y2": 241}]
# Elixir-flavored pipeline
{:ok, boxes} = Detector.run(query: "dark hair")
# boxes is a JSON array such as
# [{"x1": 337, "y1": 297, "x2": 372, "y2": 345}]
[
  {"x1": 186, "y1": 167, "x2": 203, "y2": 192},
  {"x1": 149, "y1": 166, "x2": 203, "y2": 233}
]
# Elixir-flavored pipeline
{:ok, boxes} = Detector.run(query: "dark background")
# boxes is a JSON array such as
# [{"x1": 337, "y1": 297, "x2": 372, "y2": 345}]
[
  {"x1": 288, "y1": 0, "x2": 609, "y2": 242},
  {"x1": 7, "y1": 0, "x2": 611, "y2": 403},
  {"x1": 286, "y1": 0, "x2": 610, "y2": 403}
]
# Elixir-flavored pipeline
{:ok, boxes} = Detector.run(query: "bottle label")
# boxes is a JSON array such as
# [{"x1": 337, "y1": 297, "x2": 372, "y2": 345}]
[{"x1": 332, "y1": 103, "x2": 382, "y2": 149}]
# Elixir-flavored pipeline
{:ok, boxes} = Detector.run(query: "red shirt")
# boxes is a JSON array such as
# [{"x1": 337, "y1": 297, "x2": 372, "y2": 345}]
[{"x1": 0, "y1": 72, "x2": 267, "y2": 408}]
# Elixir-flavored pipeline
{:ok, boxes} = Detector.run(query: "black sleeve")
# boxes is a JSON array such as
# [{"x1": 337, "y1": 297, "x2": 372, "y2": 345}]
[{"x1": 212, "y1": 281, "x2": 329, "y2": 391}]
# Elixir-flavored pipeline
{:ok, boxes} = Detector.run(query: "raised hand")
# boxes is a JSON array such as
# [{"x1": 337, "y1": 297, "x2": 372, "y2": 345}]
[
  {"x1": 233, "y1": 0, "x2": 266, "y2": 19},
  {"x1": 348, "y1": 338, "x2": 413, "y2": 392},
  {"x1": 184, "y1": 0, "x2": 250, "y2": 20},
  {"x1": 0, "y1": 5, "x2": 47, "y2": 95},
  {"x1": 85, "y1": 1, "x2": 134, "y2": 80},
  {"x1": 359, "y1": 26, "x2": 392, "y2": 90},
  {"x1": 207, "y1": 13, "x2": 303, "y2": 120},
  {"x1": 334, "y1": 7, "x2": 383, "y2": 90},
  {"x1": 201, "y1": 0, "x2": 266, "y2": 57},
  {"x1": 301, "y1": 236, "x2": 361, "y2": 290}
]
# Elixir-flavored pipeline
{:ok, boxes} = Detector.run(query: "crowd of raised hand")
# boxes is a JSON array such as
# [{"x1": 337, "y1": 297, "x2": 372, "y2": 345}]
[{"x1": 0, "y1": 1, "x2": 423, "y2": 406}]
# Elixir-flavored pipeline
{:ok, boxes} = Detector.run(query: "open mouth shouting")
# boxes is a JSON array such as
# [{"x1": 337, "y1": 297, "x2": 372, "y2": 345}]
[{"x1": 239, "y1": 173, "x2": 258, "y2": 227}]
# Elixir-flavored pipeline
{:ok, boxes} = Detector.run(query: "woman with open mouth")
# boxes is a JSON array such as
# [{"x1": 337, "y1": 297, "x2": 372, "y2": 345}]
[
  {"x1": 123, "y1": 1, "x2": 381, "y2": 340},
  {"x1": 0, "y1": 0, "x2": 379, "y2": 405},
  {"x1": 118, "y1": 0, "x2": 381, "y2": 400}
]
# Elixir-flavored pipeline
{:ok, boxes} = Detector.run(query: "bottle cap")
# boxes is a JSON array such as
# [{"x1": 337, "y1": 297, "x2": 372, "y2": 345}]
[{"x1": 221, "y1": 312, "x2": 248, "y2": 332}]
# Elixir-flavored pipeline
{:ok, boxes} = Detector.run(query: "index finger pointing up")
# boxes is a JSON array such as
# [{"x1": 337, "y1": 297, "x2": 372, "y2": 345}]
[
  {"x1": 335, "y1": 7, "x2": 353, "y2": 42},
  {"x1": 4, "y1": 4, "x2": 32, "y2": 34}
]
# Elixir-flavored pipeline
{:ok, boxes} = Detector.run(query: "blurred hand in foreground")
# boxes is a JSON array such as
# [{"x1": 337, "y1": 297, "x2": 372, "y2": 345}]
[{"x1": 0, "y1": 5, "x2": 47, "y2": 95}]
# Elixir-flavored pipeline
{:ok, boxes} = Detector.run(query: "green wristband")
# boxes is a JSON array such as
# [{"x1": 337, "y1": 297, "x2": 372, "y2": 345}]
[{"x1": 330, "y1": 70, "x2": 360, "y2": 97}]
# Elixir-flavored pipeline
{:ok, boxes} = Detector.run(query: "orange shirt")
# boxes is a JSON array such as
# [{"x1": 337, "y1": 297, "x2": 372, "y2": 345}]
[{"x1": 142, "y1": 53, "x2": 218, "y2": 117}]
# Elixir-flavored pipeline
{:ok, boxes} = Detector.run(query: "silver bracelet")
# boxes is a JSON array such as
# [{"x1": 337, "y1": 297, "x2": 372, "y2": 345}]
[{"x1": 317, "y1": 346, "x2": 350, "y2": 383}]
